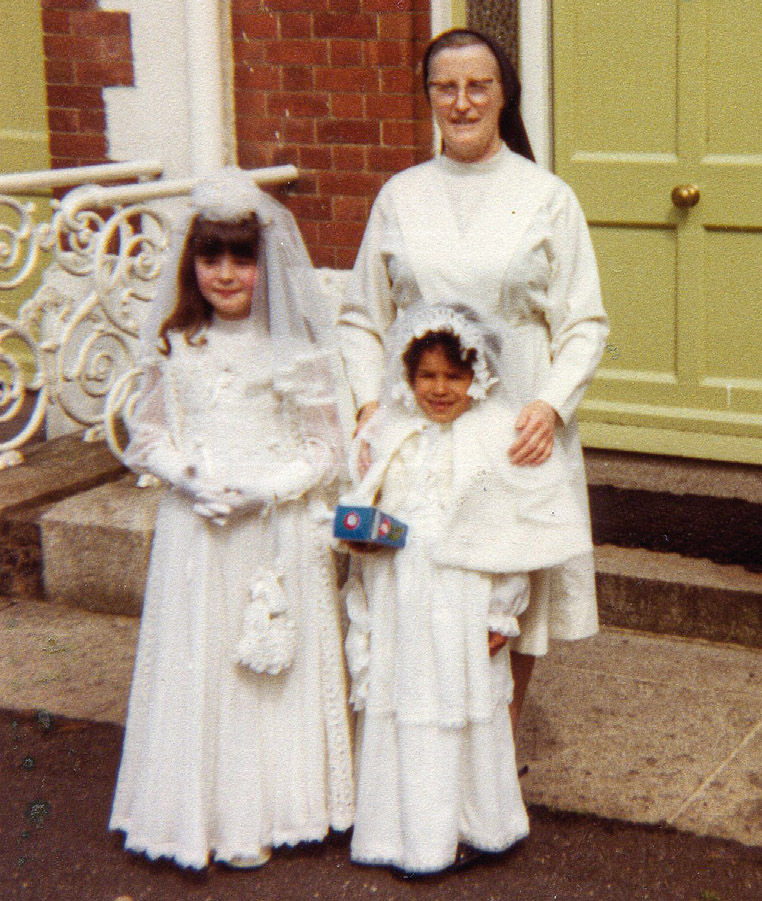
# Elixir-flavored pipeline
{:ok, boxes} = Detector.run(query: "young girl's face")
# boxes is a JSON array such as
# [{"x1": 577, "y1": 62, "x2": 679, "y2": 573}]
[
  {"x1": 194, "y1": 249, "x2": 259, "y2": 320},
  {"x1": 412, "y1": 344, "x2": 474, "y2": 423}
]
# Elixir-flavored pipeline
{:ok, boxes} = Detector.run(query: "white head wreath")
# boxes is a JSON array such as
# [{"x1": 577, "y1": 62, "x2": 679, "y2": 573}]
[{"x1": 189, "y1": 167, "x2": 274, "y2": 225}]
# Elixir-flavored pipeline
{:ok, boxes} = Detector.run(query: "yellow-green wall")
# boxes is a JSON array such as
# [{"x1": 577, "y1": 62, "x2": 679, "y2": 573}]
[{"x1": 0, "y1": 1, "x2": 49, "y2": 173}]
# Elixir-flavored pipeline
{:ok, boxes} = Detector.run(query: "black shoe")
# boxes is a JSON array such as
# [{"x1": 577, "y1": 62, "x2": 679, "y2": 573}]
[
  {"x1": 449, "y1": 843, "x2": 486, "y2": 873},
  {"x1": 391, "y1": 866, "x2": 445, "y2": 881},
  {"x1": 390, "y1": 844, "x2": 486, "y2": 880},
  {"x1": 391, "y1": 867, "x2": 420, "y2": 881}
]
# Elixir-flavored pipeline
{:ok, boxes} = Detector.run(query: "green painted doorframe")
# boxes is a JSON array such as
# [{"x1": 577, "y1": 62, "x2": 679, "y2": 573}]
[{"x1": 431, "y1": 0, "x2": 466, "y2": 35}]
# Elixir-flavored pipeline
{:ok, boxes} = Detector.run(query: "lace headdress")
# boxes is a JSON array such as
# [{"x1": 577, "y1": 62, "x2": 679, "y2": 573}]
[{"x1": 381, "y1": 301, "x2": 527, "y2": 417}]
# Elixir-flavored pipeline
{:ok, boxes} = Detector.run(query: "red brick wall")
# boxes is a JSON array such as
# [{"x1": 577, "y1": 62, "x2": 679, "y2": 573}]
[
  {"x1": 41, "y1": 0, "x2": 134, "y2": 169},
  {"x1": 232, "y1": 0, "x2": 433, "y2": 268},
  {"x1": 38, "y1": 0, "x2": 432, "y2": 266}
]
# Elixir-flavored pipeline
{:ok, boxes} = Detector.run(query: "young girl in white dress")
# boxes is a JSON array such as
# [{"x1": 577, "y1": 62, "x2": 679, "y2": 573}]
[
  {"x1": 342, "y1": 302, "x2": 593, "y2": 876},
  {"x1": 110, "y1": 168, "x2": 354, "y2": 870}
]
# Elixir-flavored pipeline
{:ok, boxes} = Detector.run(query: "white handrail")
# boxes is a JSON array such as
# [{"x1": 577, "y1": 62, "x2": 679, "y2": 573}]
[
  {"x1": 58, "y1": 164, "x2": 299, "y2": 217},
  {"x1": 0, "y1": 160, "x2": 164, "y2": 195}
]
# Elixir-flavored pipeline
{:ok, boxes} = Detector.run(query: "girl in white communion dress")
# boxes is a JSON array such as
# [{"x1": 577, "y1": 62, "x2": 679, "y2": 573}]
[
  {"x1": 109, "y1": 168, "x2": 353, "y2": 870},
  {"x1": 343, "y1": 302, "x2": 592, "y2": 877}
]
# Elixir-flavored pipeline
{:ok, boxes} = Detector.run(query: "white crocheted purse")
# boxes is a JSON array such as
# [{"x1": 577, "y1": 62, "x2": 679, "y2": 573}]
[{"x1": 236, "y1": 566, "x2": 297, "y2": 675}]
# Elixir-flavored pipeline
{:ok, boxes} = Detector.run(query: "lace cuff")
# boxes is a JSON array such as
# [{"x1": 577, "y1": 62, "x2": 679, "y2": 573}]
[
  {"x1": 146, "y1": 443, "x2": 198, "y2": 494},
  {"x1": 487, "y1": 572, "x2": 530, "y2": 638},
  {"x1": 486, "y1": 612, "x2": 521, "y2": 639}
]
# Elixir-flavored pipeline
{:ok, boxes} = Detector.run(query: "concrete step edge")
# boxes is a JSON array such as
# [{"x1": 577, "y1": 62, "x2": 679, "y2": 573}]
[{"x1": 596, "y1": 545, "x2": 762, "y2": 649}]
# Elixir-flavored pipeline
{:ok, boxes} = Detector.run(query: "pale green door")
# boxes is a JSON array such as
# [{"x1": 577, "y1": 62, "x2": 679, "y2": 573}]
[{"x1": 553, "y1": 1, "x2": 762, "y2": 464}]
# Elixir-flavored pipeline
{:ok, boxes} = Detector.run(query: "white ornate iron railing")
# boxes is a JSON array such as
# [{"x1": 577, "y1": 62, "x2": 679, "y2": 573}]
[{"x1": 0, "y1": 163, "x2": 298, "y2": 468}]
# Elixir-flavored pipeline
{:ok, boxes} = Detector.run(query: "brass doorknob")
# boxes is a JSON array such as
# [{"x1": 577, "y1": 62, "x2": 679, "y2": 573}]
[{"x1": 671, "y1": 184, "x2": 700, "y2": 208}]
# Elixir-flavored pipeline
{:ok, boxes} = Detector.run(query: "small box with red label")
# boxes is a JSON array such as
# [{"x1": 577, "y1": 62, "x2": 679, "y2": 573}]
[{"x1": 333, "y1": 505, "x2": 408, "y2": 548}]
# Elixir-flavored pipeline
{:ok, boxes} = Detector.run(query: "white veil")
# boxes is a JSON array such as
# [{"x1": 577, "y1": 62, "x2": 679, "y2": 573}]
[
  {"x1": 129, "y1": 169, "x2": 351, "y2": 681},
  {"x1": 139, "y1": 167, "x2": 336, "y2": 369},
  {"x1": 349, "y1": 300, "x2": 529, "y2": 483},
  {"x1": 130, "y1": 167, "x2": 350, "y2": 491}
]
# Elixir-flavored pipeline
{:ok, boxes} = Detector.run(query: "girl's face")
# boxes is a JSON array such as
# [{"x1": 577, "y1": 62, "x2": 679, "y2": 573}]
[
  {"x1": 194, "y1": 249, "x2": 259, "y2": 320},
  {"x1": 412, "y1": 344, "x2": 474, "y2": 423},
  {"x1": 427, "y1": 43, "x2": 504, "y2": 164}
]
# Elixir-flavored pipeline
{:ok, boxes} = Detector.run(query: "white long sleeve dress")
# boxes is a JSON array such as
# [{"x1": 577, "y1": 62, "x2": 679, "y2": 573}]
[
  {"x1": 110, "y1": 320, "x2": 353, "y2": 869},
  {"x1": 338, "y1": 145, "x2": 609, "y2": 655},
  {"x1": 344, "y1": 419, "x2": 530, "y2": 873}
]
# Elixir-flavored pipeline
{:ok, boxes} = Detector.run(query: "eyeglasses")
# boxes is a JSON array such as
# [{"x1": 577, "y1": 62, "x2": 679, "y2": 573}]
[{"x1": 427, "y1": 78, "x2": 497, "y2": 105}]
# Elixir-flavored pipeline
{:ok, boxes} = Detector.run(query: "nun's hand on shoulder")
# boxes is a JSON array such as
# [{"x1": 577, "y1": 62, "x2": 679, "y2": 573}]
[{"x1": 509, "y1": 400, "x2": 559, "y2": 466}]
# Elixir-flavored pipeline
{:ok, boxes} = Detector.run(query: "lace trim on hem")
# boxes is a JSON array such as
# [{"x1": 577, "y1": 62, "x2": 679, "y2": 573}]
[
  {"x1": 111, "y1": 827, "x2": 210, "y2": 871},
  {"x1": 460, "y1": 825, "x2": 530, "y2": 854},
  {"x1": 213, "y1": 847, "x2": 271, "y2": 865},
  {"x1": 350, "y1": 850, "x2": 406, "y2": 869},
  {"x1": 111, "y1": 820, "x2": 339, "y2": 870},
  {"x1": 352, "y1": 828, "x2": 530, "y2": 875},
  {"x1": 251, "y1": 823, "x2": 331, "y2": 849},
  {"x1": 352, "y1": 849, "x2": 457, "y2": 875}
]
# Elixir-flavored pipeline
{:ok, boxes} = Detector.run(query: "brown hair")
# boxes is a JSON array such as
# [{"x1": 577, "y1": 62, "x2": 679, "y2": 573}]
[
  {"x1": 422, "y1": 28, "x2": 535, "y2": 163},
  {"x1": 402, "y1": 330, "x2": 477, "y2": 386},
  {"x1": 157, "y1": 213, "x2": 261, "y2": 354}
]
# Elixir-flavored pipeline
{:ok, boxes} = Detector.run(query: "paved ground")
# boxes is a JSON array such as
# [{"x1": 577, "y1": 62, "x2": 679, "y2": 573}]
[
  {"x1": 3, "y1": 597, "x2": 762, "y2": 899},
  {"x1": 4, "y1": 706, "x2": 762, "y2": 901},
  {"x1": 4, "y1": 597, "x2": 762, "y2": 846}
]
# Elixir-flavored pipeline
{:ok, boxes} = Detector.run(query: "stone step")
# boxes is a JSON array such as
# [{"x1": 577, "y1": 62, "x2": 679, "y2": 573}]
[
  {"x1": 40, "y1": 475, "x2": 163, "y2": 617},
  {"x1": 3, "y1": 438, "x2": 762, "y2": 647},
  {"x1": 585, "y1": 448, "x2": 762, "y2": 503},
  {"x1": 0, "y1": 432, "x2": 127, "y2": 599},
  {"x1": 585, "y1": 449, "x2": 762, "y2": 571},
  {"x1": 28, "y1": 480, "x2": 762, "y2": 649},
  {"x1": 587, "y1": 449, "x2": 762, "y2": 647},
  {"x1": 596, "y1": 544, "x2": 762, "y2": 647},
  {"x1": 589, "y1": 484, "x2": 762, "y2": 571}
]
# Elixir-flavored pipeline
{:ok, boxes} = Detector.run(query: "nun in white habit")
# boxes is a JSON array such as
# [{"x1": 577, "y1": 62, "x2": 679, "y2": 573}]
[{"x1": 338, "y1": 29, "x2": 609, "y2": 725}]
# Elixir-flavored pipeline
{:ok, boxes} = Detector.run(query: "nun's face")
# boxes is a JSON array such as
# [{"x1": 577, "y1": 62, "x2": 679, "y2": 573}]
[
  {"x1": 194, "y1": 249, "x2": 258, "y2": 320},
  {"x1": 427, "y1": 43, "x2": 504, "y2": 164}
]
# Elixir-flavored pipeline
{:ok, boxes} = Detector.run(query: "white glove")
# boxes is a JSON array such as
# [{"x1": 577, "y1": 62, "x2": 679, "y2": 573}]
[
  {"x1": 193, "y1": 456, "x2": 323, "y2": 524},
  {"x1": 193, "y1": 486, "x2": 266, "y2": 525},
  {"x1": 247, "y1": 457, "x2": 320, "y2": 505},
  {"x1": 192, "y1": 489, "x2": 236, "y2": 526}
]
